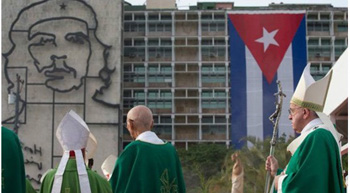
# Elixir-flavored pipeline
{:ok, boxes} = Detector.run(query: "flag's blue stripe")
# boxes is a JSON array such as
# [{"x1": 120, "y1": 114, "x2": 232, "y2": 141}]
[
  {"x1": 263, "y1": 74, "x2": 278, "y2": 138},
  {"x1": 292, "y1": 16, "x2": 307, "y2": 88},
  {"x1": 229, "y1": 19, "x2": 247, "y2": 149}
]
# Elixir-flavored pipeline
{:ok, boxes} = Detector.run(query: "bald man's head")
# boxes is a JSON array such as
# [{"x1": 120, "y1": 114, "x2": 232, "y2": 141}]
[{"x1": 126, "y1": 105, "x2": 154, "y2": 139}]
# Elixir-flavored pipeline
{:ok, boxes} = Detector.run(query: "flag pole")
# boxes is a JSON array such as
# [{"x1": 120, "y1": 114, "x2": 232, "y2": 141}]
[{"x1": 264, "y1": 80, "x2": 286, "y2": 193}]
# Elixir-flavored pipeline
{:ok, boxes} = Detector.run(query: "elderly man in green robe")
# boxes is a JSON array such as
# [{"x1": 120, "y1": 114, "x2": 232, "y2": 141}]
[
  {"x1": 110, "y1": 105, "x2": 186, "y2": 193},
  {"x1": 265, "y1": 64, "x2": 345, "y2": 193},
  {"x1": 40, "y1": 110, "x2": 111, "y2": 193}
]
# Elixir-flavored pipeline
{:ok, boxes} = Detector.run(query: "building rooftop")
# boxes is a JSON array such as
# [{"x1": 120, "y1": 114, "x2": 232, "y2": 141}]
[{"x1": 124, "y1": 1, "x2": 347, "y2": 11}]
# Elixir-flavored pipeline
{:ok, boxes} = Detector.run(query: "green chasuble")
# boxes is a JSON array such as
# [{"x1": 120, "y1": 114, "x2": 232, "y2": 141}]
[
  {"x1": 1, "y1": 126, "x2": 26, "y2": 193},
  {"x1": 26, "y1": 179, "x2": 37, "y2": 193},
  {"x1": 279, "y1": 129, "x2": 345, "y2": 193},
  {"x1": 40, "y1": 159, "x2": 112, "y2": 193},
  {"x1": 110, "y1": 141, "x2": 186, "y2": 193}
]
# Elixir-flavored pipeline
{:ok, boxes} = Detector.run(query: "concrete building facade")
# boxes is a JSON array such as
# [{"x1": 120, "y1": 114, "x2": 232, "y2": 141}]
[{"x1": 122, "y1": 2, "x2": 348, "y2": 149}]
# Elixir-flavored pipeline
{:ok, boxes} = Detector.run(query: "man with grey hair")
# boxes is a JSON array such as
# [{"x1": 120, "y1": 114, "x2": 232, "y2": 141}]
[{"x1": 110, "y1": 105, "x2": 186, "y2": 193}]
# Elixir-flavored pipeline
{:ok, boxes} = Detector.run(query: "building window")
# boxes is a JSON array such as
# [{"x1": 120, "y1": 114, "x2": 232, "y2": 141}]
[
  {"x1": 134, "y1": 65, "x2": 145, "y2": 73},
  {"x1": 201, "y1": 91, "x2": 212, "y2": 98},
  {"x1": 124, "y1": 65, "x2": 132, "y2": 72},
  {"x1": 201, "y1": 47, "x2": 225, "y2": 58},
  {"x1": 201, "y1": 22, "x2": 225, "y2": 32},
  {"x1": 124, "y1": 14, "x2": 132, "y2": 21},
  {"x1": 160, "y1": 90, "x2": 172, "y2": 98},
  {"x1": 148, "y1": 100, "x2": 172, "y2": 109},
  {"x1": 161, "y1": 39, "x2": 172, "y2": 46},
  {"x1": 153, "y1": 125, "x2": 172, "y2": 136},
  {"x1": 334, "y1": 39, "x2": 346, "y2": 46},
  {"x1": 335, "y1": 47, "x2": 347, "y2": 58},
  {"x1": 134, "y1": 39, "x2": 145, "y2": 46},
  {"x1": 202, "y1": 100, "x2": 226, "y2": 108},
  {"x1": 336, "y1": 22, "x2": 348, "y2": 32},
  {"x1": 307, "y1": 22, "x2": 330, "y2": 32},
  {"x1": 148, "y1": 65, "x2": 158, "y2": 73},
  {"x1": 214, "y1": 90, "x2": 226, "y2": 97},
  {"x1": 320, "y1": 13, "x2": 330, "y2": 20},
  {"x1": 148, "y1": 90, "x2": 158, "y2": 98},
  {"x1": 148, "y1": 47, "x2": 172, "y2": 59},
  {"x1": 161, "y1": 14, "x2": 172, "y2": 20},
  {"x1": 149, "y1": 14, "x2": 159, "y2": 20},
  {"x1": 123, "y1": 90, "x2": 132, "y2": 98},
  {"x1": 149, "y1": 39, "x2": 159, "y2": 46},
  {"x1": 201, "y1": 64, "x2": 226, "y2": 73},
  {"x1": 321, "y1": 39, "x2": 331, "y2": 45},
  {"x1": 160, "y1": 65, "x2": 172, "y2": 74},
  {"x1": 322, "y1": 64, "x2": 332, "y2": 72},
  {"x1": 160, "y1": 116, "x2": 172, "y2": 123},
  {"x1": 148, "y1": 74, "x2": 172, "y2": 83},
  {"x1": 147, "y1": 89, "x2": 171, "y2": 99},
  {"x1": 202, "y1": 74, "x2": 225, "y2": 83},
  {"x1": 135, "y1": 14, "x2": 145, "y2": 21},
  {"x1": 214, "y1": 14, "x2": 225, "y2": 20},
  {"x1": 201, "y1": 14, "x2": 212, "y2": 20},
  {"x1": 308, "y1": 39, "x2": 319, "y2": 45},
  {"x1": 124, "y1": 23, "x2": 145, "y2": 32},
  {"x1": 124, "y1": 39, "x2": 132, "y2": 46},
  {"x1": 202, "y1": 39, "x2": 212, "y2": 45},
  {"x1": 123, "y1": 73, "x2": 145, "y2": 83},
  {"x1": 310, "y1": 64, "x2": 320, "y2": 74},
  {"x1": 214, "y1": 39, "x2": 226, "y2": 45},
  {"x1": 202, "y1": 125, "x2": 226, "y2": 134},
  {"x1": 215, "y1": 116, "x2": 226, "y2": 123},
  {"x1": 124, "y1": 47, "x2": 145, "y2": 58},
  {"x1": 123, "y1": 90, "x2": 146, "y2": 108},
  {"x1": 307, "y1": 13, "x2": 318, "y2": 20},
  {"x1": 134, "y1": 90, "x2": 145, "y2": 98},
  {"x1": 202, "y1": 116, "x2": 213, "y2": 123},
  {"x1": 149, "y1": 23, "x2": 172, "y2": 32},
  {"x1": 308, "y1": 47, "x2": 331, "y2": 59}
]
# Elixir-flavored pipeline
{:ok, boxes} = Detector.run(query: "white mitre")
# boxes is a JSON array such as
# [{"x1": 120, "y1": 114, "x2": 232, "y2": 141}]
[
  {"x1": 290, "y1": 63, "x2": 332, "y2": 112},
  {"x1": 52, "y1": 110, "x2": 92, "y2": 193},
  {"x1": 85, "y1": 133, "x2": 98, "y2": 163},
  {"x1": 288, "y1": 64, "x2": 342, "y2": 154},
  {"x1": 101, "y1": 154, "x2": 117, "y2": 181}
]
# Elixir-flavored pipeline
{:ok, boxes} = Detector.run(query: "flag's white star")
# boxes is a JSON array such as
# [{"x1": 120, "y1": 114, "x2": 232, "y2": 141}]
[{"x1": 255, "y1": 27, "x2": 279, "y2": 52}]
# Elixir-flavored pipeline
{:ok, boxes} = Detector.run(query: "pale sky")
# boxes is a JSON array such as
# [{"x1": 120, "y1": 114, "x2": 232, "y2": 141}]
[{"x1": 125, "y1": 0, "x2": 348, "y2": 9}]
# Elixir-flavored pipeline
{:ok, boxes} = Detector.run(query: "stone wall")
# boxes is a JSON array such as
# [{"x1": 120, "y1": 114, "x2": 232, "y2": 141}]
[{"x1": 2, "y1": 0, "x2": 122, "y2": 189}]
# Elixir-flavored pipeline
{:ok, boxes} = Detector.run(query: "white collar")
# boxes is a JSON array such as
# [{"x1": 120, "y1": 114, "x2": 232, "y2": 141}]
[
  {"x1": 300, "y1": 118, "x2": 323, "y2": 135},
  {"x1": 136, "y1": 131, "x2": 165, "y2": 144}
]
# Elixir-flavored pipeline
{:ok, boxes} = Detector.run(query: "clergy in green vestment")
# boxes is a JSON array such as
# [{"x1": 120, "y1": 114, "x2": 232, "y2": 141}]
[
  {"x1": 265, "y1": 64, "x2": 345, "y2": 193},
  {"x1": 39, "y1": 110, "x2": 112, "y2": 193},
  {"x1": 2, "y1": 126, "x2": 26, "y2": 193},
  {"x1": 110, "y1": 105, "x2": 186, "y2": 193},
  {"x1": 40, "y1": 158, "x2": 112, "y2": 193}
]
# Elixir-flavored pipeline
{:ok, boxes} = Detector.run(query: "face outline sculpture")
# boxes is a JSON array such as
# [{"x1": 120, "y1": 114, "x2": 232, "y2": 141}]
[
  {"x1": 2, "y1": 0, "x2": 117, "y2": 124},
  {"x1": 28, "y1": 18, "x2": 92, "y2": 92}
]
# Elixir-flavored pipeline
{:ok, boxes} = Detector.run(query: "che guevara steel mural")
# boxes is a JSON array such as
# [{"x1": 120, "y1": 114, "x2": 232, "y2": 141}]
[
  {"x1": 3, "y1": 0, "x2": 119, "y2": 125},
  {"x1": 2, "y1": 0, "x2": 121, "y2": 186}
]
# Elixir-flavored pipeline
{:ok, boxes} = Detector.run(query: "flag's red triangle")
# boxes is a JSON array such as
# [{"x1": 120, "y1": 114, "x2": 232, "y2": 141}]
[{"x1": 228, "y1": 13, "x2": 304, "y2": 84}]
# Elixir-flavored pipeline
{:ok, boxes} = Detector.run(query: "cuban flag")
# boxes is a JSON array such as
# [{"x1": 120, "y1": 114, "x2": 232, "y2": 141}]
[{"x1": 228, "y1": 11, "x2": 307, "y2": 148}]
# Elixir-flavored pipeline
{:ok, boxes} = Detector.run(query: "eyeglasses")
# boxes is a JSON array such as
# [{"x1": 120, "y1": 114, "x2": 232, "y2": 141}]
[{"x1": 288, "y1": 107, "x2": 302, "y2": 115}]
